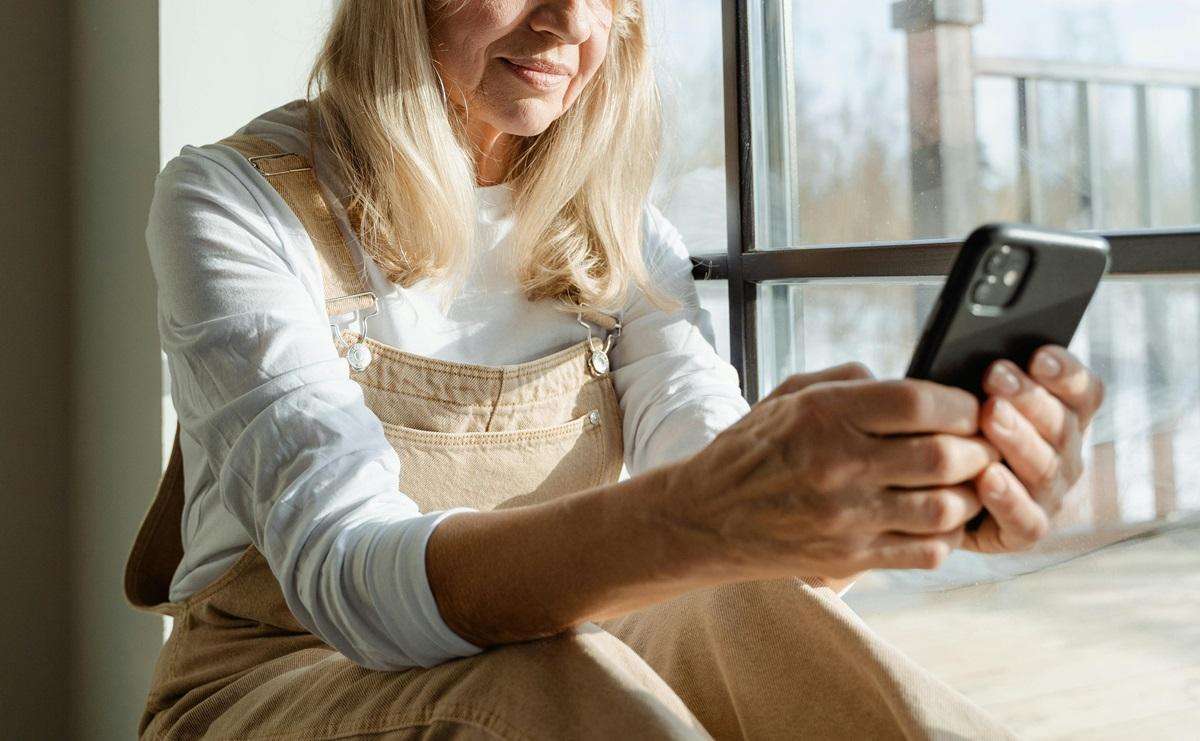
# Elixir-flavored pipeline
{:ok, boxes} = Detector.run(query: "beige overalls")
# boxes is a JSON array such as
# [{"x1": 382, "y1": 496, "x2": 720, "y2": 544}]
[{"x1": 124, "y1": 134, "x2": 1017, "y2": 740}]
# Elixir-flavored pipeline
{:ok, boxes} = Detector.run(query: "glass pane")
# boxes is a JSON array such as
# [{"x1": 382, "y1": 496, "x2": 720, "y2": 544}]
[
  {"x1": 696, "y1": 281, "x2": 731, "y2": 363},
  {"x1": 647, "y1": 1, "x2": 727, "y2": 256},
  {"x1": 648, "y1": 2, "x2": 729, "y2": 363},
  {"x1": 759, "y1": 277, "x2": 1200, "y2": 570},
  {"x1": 750, "y1": 0, "x2": 1200, "y2": 247}
]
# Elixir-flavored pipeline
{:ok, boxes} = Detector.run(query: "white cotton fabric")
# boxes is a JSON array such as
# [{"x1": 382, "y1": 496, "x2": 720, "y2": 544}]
[{"x1": 148, "y1": 99, "x2": 752, "y2": 669}]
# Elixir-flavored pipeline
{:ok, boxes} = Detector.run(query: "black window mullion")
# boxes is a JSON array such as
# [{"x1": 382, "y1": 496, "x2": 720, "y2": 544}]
[
  {"x1": 693, "y1": 228, "x2": 1200, "y2": 283},
  {"x1": 729, "y1": 229, "x2": 1200, "y2": 282},
  {"x1": 722, "y1": 0, "x2": 759, "y2": 403}
]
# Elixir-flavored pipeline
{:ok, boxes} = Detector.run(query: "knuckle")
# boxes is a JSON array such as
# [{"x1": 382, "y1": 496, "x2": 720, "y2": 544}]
[
  {"x1": 922, "y1": 437, "x2": 952, "y2": 479},
  {"x1": 1061, "y1": 451, "x2": 1084, "y2": 487},
  {"x1": 1003, "y1": 509, "x2": 1050, "y2": 548},
  {"x1": 842, "y1": 361, "x2": 873, "y2": 380},
  {"x1": 1092, "y1": 376, "x2": 1107, "y2": 412},
  {"x1": 808, "y1": 458, "x2": 847, "y2": 494},
  {"x1": 773, "y1": 377, "x2": 802, "y2": 398},
  {"x1": 916, "y1": 541, "x2": 950, "y2": 569},
  {"x1": 1006, "y1": 535, "x2": 1037, "y2": 553},
  {"x1": 1023, "y1": 515, "x2": 1051, "y2": 543},
  {"x1": 987, "y1": 490, "x2": 1016, "y2": 518},
  {"x1": 898, "y1": 382, "x2": 934, "y2": 421},
  {"x1": 799, "y1": 388, "x2": 835, "y2": 425},
  {"x1": 1032, "y1": 455, "x2": 1062, "y2": 492},
  {"x1": 789, "y1": 395, "x2": 823, "y2": 437},
  {"x1": 922, "y1": 494, "x2": 956, "y2": 532},
  {"x1": 822, "y1": 501, "x2": 856, "y2": 533},
  {"x1": 1057, "y1": 409, "x2": 1080, "y2": 448},
  {"x1": 780, "y1": 371, "x2": 814, "y2": 395},
  {"x1": 1000, "y1": 522, "x2": 1039, "y2": 551}
]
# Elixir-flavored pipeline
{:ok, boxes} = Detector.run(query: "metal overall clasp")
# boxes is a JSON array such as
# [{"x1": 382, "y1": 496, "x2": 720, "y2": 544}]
[
  {"x1": 577, "y1": 310, "x2": 622, "y2": 378},
  {"x1": 328, "y1": 291, "x2": 379, "y2": 372}
]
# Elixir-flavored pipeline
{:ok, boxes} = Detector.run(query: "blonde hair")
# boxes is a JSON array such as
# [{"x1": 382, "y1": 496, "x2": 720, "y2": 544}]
[{"x1": 305, "y1": 0, "x2": 677, "y2": 315}]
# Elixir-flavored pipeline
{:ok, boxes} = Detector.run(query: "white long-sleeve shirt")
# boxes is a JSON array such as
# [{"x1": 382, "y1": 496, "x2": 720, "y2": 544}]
[{"x1": 149, "y1": 99, "x2": 751, "y2": 670}]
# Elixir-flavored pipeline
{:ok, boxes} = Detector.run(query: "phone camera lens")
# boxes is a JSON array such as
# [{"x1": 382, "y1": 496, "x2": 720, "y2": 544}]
[
  {"x1": 972, "y1": 275, "x2": 1003, "y2": 305},
  {"x1": 1006, "y1": 247, "x2": 1030, "y2": 275},
  {"x1": 985, "y1": 246, "x2": 1012, "y2": 275}
]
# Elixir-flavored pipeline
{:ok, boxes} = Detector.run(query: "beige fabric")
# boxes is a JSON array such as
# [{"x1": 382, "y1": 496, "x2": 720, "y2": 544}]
[{"x1": 124, "y1": 134, "x2": 1017, "y2": 740}]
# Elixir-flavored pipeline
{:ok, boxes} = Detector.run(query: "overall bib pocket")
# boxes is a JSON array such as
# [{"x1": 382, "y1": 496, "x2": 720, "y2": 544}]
[{"x1": 380, "y1": 410, "x2": 610, "y2": 512}]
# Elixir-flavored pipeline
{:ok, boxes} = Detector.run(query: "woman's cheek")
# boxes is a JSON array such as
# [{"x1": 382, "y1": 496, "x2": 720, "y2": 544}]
[{"x1": 565, "y1": 40, "x2": 608, "y2": 107}]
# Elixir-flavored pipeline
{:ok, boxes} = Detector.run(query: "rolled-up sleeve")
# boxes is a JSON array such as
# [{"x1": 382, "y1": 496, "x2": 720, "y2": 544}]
[
  {"x1": 147, "y1": 148, "x2": 482, "y2": 669},
  {"x1": 612, "y1": 206, "x2": 751, "y2": 475}
]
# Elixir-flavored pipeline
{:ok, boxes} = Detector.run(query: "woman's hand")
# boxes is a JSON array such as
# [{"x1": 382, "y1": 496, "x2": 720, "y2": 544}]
[
  {"x1": 664, "y1": 363, "x2": 1000, "y2": 583},
  {"x1": 963, "y1": 345, "x2": 1106, "y2": 553}
]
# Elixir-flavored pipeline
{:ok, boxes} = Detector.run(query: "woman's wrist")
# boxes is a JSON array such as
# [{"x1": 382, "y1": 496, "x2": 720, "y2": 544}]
[
  {"x1": 424, "y1": 459, "x2": 727, "y2": 647},
  {"x1": 572, "y1": 458, "x2": 733, "y2": 620}
]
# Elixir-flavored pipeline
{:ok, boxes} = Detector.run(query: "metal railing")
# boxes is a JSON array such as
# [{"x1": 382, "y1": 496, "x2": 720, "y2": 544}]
[
  {"x1": 974, "y1": 56, "x2": 1200, "y2": 230},
  {"x1": 708, "y1": 0, "x2": 1200, "y2": 535}
]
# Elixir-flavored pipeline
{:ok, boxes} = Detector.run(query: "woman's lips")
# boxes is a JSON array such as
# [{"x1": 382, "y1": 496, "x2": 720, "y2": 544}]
[{"x1": 500, "y1": 58, "x2": 572, "y2": 90}]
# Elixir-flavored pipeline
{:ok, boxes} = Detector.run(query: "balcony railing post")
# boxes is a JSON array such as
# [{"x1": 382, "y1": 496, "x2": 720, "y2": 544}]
[
  {"x1": 1078, "y1": 81, "x2": 1105, "y2": 229},
  {"x1": 759, "y1": 0, "x2": 801, "y2": 248},
  {"x1": 1017, "y1": 77, "x2": 1044, "y2": 224},
  {"x1": 893, "y1": 0, "x2": 984, "y2": 239},
  {"x1": 757, "y1": 0, "x2": 803, "y2": 393},
  {"x1": 1191, "y1": 88, "x2": 1200, "y2": 223},
  {"x1": 1135, "y1": 84, "x2": 1157, "y2": 227}
]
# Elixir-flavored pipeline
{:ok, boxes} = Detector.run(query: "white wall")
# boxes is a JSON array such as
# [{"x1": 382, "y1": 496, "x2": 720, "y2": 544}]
[{"x1": 159, "y1": 0, "x2": 336, "y2": 165}]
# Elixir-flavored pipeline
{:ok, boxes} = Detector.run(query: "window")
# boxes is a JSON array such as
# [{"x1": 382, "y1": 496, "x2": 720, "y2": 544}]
[
  {"x1": 704, "y1": 0, "x2": 1200, "y2": 528},
  {"x1": 695, "y1": 1, "x2": 1200, "y2": 733},
  {"x1": 646, "y1": 1, "x2": 731, "y2": 358}
]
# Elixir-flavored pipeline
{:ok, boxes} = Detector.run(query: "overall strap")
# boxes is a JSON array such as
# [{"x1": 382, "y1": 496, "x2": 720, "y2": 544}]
[
  {"x1": 580, "y1": 308, "x2": 620, "y2": 333},
  {"x1": 125, "y1": 134, "x2": 373, "y2": 612},
  {"x1": 218, "y1": 133, "x2": 374, "y2": 317}
]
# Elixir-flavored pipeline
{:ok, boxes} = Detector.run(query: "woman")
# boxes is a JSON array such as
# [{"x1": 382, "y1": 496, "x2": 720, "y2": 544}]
[{"x1": 127, "y1": 1, "x2": 1104, "y2": 738}]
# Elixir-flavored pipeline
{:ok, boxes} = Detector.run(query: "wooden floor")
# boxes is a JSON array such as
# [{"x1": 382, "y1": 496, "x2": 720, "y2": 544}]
[{"x1": 845, "y1": 522, "x2": 1200, "y2": 739}]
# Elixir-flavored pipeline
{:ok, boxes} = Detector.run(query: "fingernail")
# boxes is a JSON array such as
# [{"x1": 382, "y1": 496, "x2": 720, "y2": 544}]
[
  {"x1": 1032, "y1": 351, "x2": 1062, "y2": 379},
  {"x1": 992, "y1": 399, "x2": 1016, "y2": 432},
  {"x1": 987, "y1": 363, "x2": 1021, "y2": 396}
]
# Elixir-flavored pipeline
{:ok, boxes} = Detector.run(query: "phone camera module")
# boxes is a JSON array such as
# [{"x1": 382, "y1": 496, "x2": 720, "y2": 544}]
[{"x1": 973, "y1": 245, "x2": 1030, "y2": 308}]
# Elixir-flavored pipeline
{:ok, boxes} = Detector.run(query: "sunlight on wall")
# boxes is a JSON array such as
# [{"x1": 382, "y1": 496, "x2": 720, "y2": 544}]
[
  {"x1": 158, "y1": 0, "x2": 338, "y2": 462},
  {"x1": 159, "y1": 0, "x2": 336, "y2": 166}
]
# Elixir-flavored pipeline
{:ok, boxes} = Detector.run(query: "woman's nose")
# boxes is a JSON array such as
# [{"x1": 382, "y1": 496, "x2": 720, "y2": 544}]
[{"x1": 528, "y1": 0, "x2": 592, "y2": 45}]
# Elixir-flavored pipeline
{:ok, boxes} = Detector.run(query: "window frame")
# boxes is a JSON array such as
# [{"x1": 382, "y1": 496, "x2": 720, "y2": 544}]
[{"x1": 691, "y1": 0, "x2": 1200, "y2": 404}]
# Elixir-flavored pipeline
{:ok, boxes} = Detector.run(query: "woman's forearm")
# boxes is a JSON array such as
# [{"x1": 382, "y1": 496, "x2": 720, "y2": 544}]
[{"x1": 424, "y1": 462, "x2": 729, "y2": 648}]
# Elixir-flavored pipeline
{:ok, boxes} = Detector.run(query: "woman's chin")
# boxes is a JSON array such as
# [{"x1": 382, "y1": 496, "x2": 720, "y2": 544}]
[{"x1": 492, "y1": 102, "x2": 566, "y2": 138}]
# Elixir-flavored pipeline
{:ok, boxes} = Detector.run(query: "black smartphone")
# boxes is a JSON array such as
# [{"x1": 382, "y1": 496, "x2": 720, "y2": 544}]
[{"x1": 907, "y1": 223, "x2": 1110, "y2": 527}]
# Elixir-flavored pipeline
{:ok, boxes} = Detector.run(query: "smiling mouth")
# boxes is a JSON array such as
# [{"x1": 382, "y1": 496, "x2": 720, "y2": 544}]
[{"x1": 500, "y1": 58, "x2": 572, "y2": 90}]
